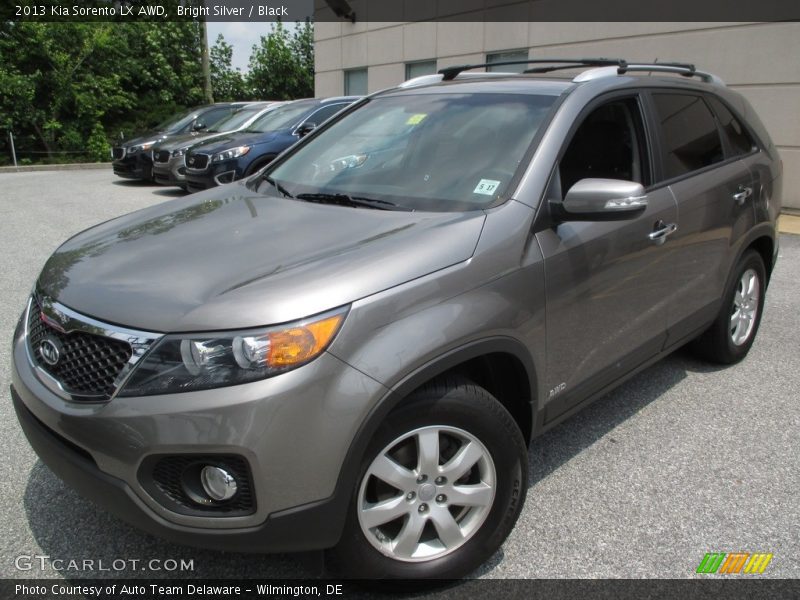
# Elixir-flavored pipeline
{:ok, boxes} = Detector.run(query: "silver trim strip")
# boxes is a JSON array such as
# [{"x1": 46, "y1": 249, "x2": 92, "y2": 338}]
[{"x1": 25, "y1": 295, "x2": 164, "y2": 402}]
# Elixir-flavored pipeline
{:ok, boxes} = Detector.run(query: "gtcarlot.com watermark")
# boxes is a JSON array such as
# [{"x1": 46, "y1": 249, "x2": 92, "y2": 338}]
[{"x1": 15, "y1": 554, "x2": 194, "y2": 573}]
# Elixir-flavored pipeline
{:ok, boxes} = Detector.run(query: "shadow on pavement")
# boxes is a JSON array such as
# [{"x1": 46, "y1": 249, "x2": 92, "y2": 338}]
[
  {"x1": 23, "y1": 462, "x2": 315, "y2": 579},
  {"x1": 151, "y1": 188, "x2": 189, "y2": 198},
  {"x1": 111, "y1": 179, "x2": 159, "y2": 187}
]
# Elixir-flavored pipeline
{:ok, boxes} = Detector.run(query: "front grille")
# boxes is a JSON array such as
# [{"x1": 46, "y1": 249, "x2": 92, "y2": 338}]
[
  {"x1": 112, "y1": 147, "x2": 125, "y2": 160},
  {"x1": 154, "y1": 149, "x2": 170, "y2": 163},
  {"x1": 186, "y1": 153, "x2": 209, "y2": 170},
  {"x1": 148, "y1": 455, "x2": 255, "y2": 516},
  {"x1": 27, "y1": 299, "x2": 132, "y2": 400}
]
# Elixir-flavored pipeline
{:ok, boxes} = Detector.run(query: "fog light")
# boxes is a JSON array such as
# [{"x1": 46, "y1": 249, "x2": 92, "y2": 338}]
[{"x1": 200, "y1": 466, "x2": 238, "y2": 502}]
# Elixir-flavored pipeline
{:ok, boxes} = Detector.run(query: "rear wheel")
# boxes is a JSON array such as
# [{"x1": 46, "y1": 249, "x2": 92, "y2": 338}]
[
  {"x1": 327, "y1": 377, "x2": 528, "y2": 579},
  {"x1": 692, "y1": 250, "x2": 766, "y2": 364}
]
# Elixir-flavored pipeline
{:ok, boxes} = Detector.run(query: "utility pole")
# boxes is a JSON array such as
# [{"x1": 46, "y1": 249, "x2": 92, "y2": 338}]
[
  {"x1": 9, "y1": 131, "x2": 18, "y2": 168},
  {"x1": 201, "y1": 17, "x2": 214, "y2": 104}
]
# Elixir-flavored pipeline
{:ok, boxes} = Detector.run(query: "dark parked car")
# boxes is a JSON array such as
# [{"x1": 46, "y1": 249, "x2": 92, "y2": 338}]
[
  {"x1": 183, "y1": 97, "x2": 358, "y2": 192},
  {"x1": 13, "y1": 59, "x2": 781, "y2": 580},
  {"x1": 151, "y1": 102, "x2": 283, "y2": 189},
  {"x1": 111, "y1": 103, "x2": 250, "y2": 181}
]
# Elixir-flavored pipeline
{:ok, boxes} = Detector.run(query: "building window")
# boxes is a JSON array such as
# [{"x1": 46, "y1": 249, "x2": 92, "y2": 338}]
[
  {"x1": 486, "y1": 49, "x2": 529, "y2": 73},
  {"x1": 405, "y1": 60, "x2": 437, "y2": 80},
  {"x1": 344, "y1": 68, "x2": 368, "y2": 96}
]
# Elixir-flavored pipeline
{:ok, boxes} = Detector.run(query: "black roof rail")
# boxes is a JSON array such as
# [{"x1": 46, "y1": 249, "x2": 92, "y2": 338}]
[
  {"x1": 438, "y1": 58, "x2": 628, "y2": 81},
  {"x1": 573, "y1": 62, "x2": 724, "y2": 85}
]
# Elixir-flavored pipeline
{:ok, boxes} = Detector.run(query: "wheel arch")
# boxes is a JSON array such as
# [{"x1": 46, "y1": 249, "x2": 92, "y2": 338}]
[
  {"x1": 321, "y1": 336, "x2": 538, "y2": 548},
  {"x1": 336, "y1": 338, "x2": 535, "y2": 482},
  {"x1": 244, "y1": 152, "x2": 278, "y2": 176},
  {"x1": 747, "y1": 233, "x2": 775, "y2": 283}
]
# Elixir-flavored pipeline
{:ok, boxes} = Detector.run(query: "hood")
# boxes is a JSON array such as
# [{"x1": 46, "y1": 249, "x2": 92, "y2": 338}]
[
  {"x1": 38, "y1": 184, "x2": 485, "y2": 332},
  {"x1": 188, "y1": 131, "x2": 281, "y2": 155},
  {"x1": 120, "y1": 131, "x2": 169, "y2": 148},
  {"x1": 154, "y1": 131, "x2": 222, "y2": 152}
]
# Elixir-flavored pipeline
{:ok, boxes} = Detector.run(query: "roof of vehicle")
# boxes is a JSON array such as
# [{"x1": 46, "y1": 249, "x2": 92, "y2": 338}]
[{"x1": 380, "y1": 59, "x2": 727, "y2": 98}]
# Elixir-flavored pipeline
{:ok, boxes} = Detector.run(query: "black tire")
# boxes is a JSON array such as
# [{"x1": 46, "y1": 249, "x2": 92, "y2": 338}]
[
  {"x1": 244, "y1": 155, "x2": 277, "y2": 177},
  {"x1": 692, "y1": 250, "x2": 766, "y2": 364},
  {"x1": 327, "y1": 376, "x2": 528, "y2": 580}
]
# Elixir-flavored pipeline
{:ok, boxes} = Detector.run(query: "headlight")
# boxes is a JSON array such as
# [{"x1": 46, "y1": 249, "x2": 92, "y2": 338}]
[
  {"x1": 172, "y1": 147, "x2": 189, "y2": 157},
  {"x1": 127, "y1": 141, "x2": 156, "y2": 155},
  {"x1": 212, "y1": 146, "x2": 250, "y2": 162},
  {"x1": 117, "y1": 306, "x2": 348, "y2": 397}
]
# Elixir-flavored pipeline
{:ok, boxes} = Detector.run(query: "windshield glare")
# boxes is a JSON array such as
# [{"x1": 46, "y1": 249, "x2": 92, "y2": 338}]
[
  {"x1": 266, "y1": 93, "x2": 556, "y2": 212},
  {"x1": 155, "y1": 108, "x2": 196, "y2": 132},
  {"x1": 244, "y1": 102, "x2": 313, "y2": 133},
  {"x1": 208, "y1": 106, "x2": 266, "y2": 132}
]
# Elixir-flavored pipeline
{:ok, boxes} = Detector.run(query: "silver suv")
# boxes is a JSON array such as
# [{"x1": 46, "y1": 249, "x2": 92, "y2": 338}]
[{"x1": 11, "y1": 59, "x2": 781, "y2": 579}]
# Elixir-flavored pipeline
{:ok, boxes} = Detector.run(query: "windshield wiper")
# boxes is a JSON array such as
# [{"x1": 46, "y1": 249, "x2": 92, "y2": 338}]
[
  {"x1": 263, "y1": 176, "x2": 294, "y2": 198},
  {"x1": 295, "y1": 192, "x2": 412, "y2": 212}
]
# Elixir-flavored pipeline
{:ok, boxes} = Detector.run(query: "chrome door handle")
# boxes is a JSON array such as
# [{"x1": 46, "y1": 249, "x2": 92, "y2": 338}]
[
  {"x1": 733, "y1": 185, "x2": 753, "y2": 205},
  {"x1": 648, "y1": 221, "x2": 678, "y2": 245}
]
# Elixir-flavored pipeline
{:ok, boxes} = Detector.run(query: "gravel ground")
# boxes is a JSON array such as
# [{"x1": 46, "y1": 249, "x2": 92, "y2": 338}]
[{"x1": 0, "y1": 169, "x2": 798, "y2": 581}]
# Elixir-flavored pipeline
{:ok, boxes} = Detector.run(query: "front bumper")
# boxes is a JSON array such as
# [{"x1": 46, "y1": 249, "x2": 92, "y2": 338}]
[
  {"x1": 112, "y1": 153, "x2": 153, "y2": 181},
  {"x1": 153, "y1": 155, "x2": 188, "y2": 187},
  {"x1": 185, "y1": 159, "x2": 241, "y2": 192},
  {"x1": 11, "y1": 310, "x2": 386, "y2": 551}
]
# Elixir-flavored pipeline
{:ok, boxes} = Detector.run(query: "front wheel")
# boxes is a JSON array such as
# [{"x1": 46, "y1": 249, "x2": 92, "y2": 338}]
[{"x1": 327, "y1": 377, "x2": 528, "y2": 579}]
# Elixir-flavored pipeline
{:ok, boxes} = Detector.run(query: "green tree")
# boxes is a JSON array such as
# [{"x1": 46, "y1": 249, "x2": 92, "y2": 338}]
[
  {"x1": 210, "y1": 34, "x2": 248, "y2": 101},
  {"x1": 247, "y1": 21, "x2": 315, "y2": 100},
  {"x1": 86, "y1": 122, "x2": 110, "y2": 162},
  {"x1": 0, "y1": 20, "x2": 208, "y2": 162},
  {"x1": 291, "y1": 20, "x2": 314, "y2": 97}
]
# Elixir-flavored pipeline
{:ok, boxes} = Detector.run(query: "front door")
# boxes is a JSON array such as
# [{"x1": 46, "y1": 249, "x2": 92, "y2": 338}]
[{"x1": 536, "y1": 94, "x2": 679, "y2": 421}]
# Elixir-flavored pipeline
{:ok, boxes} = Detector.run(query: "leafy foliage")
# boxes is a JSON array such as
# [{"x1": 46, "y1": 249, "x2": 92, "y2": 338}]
[
  {"x1": 0, "y1": 20, "x2": 315, "y2": 165},
  {"x1": 248, "y1": 20, "x2": 315, "y2": 100},
  {"x1": 210, "y1": 34, "x2": 247, "y2": 102}
]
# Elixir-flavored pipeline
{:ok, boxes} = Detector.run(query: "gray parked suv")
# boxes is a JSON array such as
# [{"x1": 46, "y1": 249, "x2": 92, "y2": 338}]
[{"x1": 11, "y1": 59, "x2": 781, "y2": 580}]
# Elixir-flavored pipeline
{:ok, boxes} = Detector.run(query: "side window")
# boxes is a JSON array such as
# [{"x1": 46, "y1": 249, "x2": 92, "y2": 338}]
[
  {"x1": 304, "y1": 104, "x2": 347, "y2": 127},
  {"x1": 559, "y1": 97, "x2": 649, "y2": 196},
  {"x1": 651, "y1": 93, "x2": 724, "y2": 180},
  {"x1": 706, "y1": 96, "x2": 756, "y2": 157}
]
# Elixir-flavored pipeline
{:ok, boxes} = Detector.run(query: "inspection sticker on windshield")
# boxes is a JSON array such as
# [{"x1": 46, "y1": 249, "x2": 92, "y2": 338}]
[
  {"x1": 473, "y1": 179, "x2": 501, "y2": 195},
  {"x1": 406, "y1": 113, "x2": 427, "y2": 125}
]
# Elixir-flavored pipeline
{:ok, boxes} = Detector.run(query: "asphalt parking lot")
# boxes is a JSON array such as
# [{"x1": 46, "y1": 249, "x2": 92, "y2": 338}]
[{"x1": 0, "y1": 169, "x2": 798, "y2": 580}]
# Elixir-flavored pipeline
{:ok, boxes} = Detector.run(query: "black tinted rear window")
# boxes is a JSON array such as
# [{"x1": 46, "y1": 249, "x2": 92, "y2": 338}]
[
  {"x1": 707, "y1": 96, "x2": 756, "y2": 157},
  {"x1": 652, "y1": 93, "x2": 724, "y2": 180}
]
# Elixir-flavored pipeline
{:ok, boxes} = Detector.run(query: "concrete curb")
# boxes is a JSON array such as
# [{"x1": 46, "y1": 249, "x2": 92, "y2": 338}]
[{"x1": 0, "y1": 162, "x2": 109, "y2": 173}]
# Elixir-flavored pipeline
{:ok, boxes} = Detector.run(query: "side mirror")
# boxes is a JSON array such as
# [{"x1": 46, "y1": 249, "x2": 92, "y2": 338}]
[
  {"x1": 552, "y1": 178, "x2": 647, "y2": 222},
  {"x1": 296, "y1": 122, "x2": 317, "y2": 137},
  {"x1": 192, "y1": 122, "x2": 207, "y2": 132}
]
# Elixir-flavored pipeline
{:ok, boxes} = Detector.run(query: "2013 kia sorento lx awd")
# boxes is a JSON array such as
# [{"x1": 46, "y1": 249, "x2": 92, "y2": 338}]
[{"x1": 11, "y1": 59, "x2": 781, "y2": 579}]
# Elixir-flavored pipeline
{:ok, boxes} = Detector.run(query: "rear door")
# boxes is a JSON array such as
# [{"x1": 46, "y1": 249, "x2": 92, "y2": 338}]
[
  {"x1": 536, "y1": 92, "x2": 678, "y2": 421},
  {"x1": 646, "y1": 92, "x2": 756, "y2": 345}
]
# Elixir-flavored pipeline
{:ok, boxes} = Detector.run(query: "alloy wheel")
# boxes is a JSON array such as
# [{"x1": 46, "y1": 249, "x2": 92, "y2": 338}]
[
  {"x1": 357, "y1": 425, "x2": 496, "y2": 562},
  {"x1": 730, "y1": 267, "x2": 760, "y2": 346}
]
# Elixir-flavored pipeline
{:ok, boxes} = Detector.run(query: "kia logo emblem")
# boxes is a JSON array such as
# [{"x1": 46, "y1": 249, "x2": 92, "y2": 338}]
[
  {"x1": 188, "y1": 157, "x2": 195, "y2": 165},
  {"x1": 39, "y1": 337, "x2": 62, "y2": 366}
]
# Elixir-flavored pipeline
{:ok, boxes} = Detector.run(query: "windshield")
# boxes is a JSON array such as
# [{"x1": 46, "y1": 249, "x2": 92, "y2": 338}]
[
  {"x1": 265, "y1": 93, "x2": 556, "y2": 212},
  {"x1": 243, "y1": 102, "x2": 313, "y2": 133},
  {"x1": 207, "y1": 106, "x2": 268, "y2": 133},
  {"x1": 154, "y1": 108, "x2": 197, "y2": 132}
]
